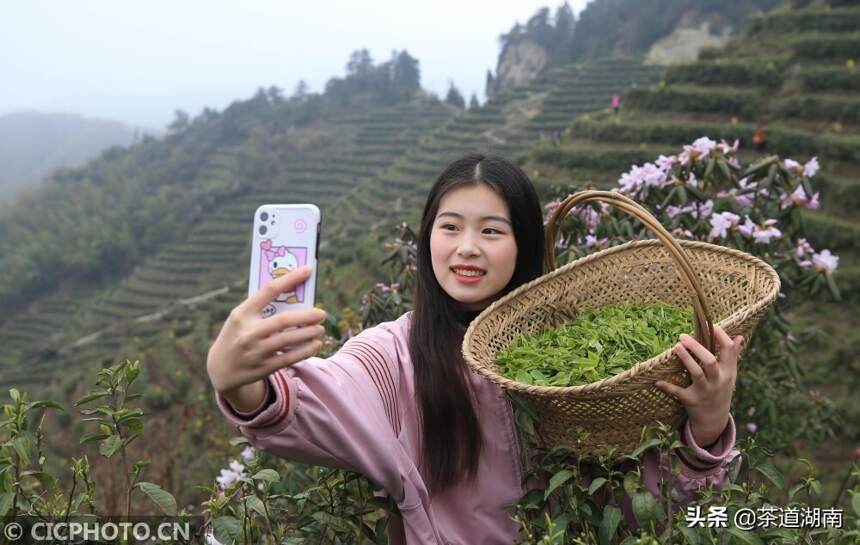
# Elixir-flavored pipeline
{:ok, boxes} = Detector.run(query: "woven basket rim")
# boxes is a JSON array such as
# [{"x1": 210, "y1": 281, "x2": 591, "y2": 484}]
[{"x1": 462, "y1": 237, "x2": 781, "y2": 395}]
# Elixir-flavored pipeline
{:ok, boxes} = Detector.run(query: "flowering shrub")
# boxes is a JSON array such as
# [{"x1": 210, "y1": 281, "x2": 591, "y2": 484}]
[
  {"x1": 543, "y1": 137, "x2": 843, "y2": 454},
  {"x1": 358, "y1": 222, "x2": 418, "y2": 329}
]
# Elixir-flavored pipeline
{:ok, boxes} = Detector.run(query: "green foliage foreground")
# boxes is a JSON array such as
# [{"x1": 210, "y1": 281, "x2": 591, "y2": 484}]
[{"x1": 2, "y1": 139, "x2": 860, "y2": 543}]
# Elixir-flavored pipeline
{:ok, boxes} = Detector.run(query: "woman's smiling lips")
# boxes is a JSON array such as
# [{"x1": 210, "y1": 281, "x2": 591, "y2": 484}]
[{"x1": 451, "y1": 264, "x2": 486, "y2": 284}]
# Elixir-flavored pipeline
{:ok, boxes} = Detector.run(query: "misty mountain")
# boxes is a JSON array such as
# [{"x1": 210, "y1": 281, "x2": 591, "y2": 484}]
[{"x1": 0, "y1": 110, "x2": 157, "y2": 202}]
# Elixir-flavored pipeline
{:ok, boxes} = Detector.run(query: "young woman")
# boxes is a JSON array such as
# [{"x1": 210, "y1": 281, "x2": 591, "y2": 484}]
[{"x1": 207, "y1": 153, "x2": 742, "y2": 544}]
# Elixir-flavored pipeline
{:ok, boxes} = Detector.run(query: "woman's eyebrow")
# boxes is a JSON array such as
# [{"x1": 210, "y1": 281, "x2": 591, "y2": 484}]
[{"x1": 437, "y1": 211, "x2": 512, "y2": 226}]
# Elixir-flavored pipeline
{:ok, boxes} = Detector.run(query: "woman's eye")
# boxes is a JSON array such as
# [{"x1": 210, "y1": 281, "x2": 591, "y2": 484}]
[
  {"x1": 484, "y1": 228, "x2": 503, "y2": 235},
  {"x1": 441, "y1": 224, "x2": 457, "y2": 231}
]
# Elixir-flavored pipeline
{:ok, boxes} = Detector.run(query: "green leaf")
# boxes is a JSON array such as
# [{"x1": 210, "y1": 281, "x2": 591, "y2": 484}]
[
  {"x1": 588, "y1": 477, "x2": 608, "y2": 496},
  {"x1": 29, "y1": 400, "x2": 65, "y2": 412},
  {"x1": 826, "y1": 274, "x2": 841, "y2": 301},
  {"x1": 75, "y1": 390, "x2": 111, "y2": 406},
  {"x1": 717, "y1": 159, "x2": 732, "y2": 182},
  {"x1": 79, "y1": 433, "x2": 110, "y2": 445},
  {"x1": 678, "y1": 525, "x2": 701, "y2": 545},
  {"x1": 212, "y1": 515, "x2": 240, "y2": 545},
  {"x1": 704, "y1": 158, "x2": 715, "y2": 180},
  {"x1": 544, "y1": 469, "x2": 575, "y2": 500},
  {"x1": 244, "y1": 495, "x2": 267, "y2": 518},
  {"x1": 726, "y1": 527, "x2": 764, "y2": 545},
  {"x1": 98, "y1": 435, "x2": 122, "y2": 458},
  {"x1": 252, "y1": 469, "x2": 280, "y2": 483},
  {"x1": 0, "y1": 492, "x2": 14, "y2": 517},
  {"x1": 125, "y1": 362, "x2": 140, "y2": 385},
  {"x1": 9, "y1": 435, "x2": 33, "y2": 466},
  {"x1": 623, "y1": 472, "x2": 640, "y2": 496},
  {"x1": 21, "y1": 470, "x2": 57, "y2": 493},
  {"x1": 9, "y1": 389, "x2": 20, "y2": 404},
  {"x1": 137, "y1": 482, "x2": 177, "y2": 516},
  {"x1": 754, "y1": 460, "x2": 785, "y2": 490},
  {"x1": 629, "y1": 438, "x2": 661, "y2": 459},
  {"x1": 852, "y1": 491, "x2": 860, "y2": 517},
  {"x1": 116, "y1": 409, "x2": 144, "y2": 424},
  {"x1": 632, "y1": 491, "x2": 658, "y2": 529},
  {"x1": 599, "y1": 505, "x2": 622, "y2": 545}
]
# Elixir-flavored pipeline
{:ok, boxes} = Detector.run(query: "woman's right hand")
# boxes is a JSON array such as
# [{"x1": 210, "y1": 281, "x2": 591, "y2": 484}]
[{"x1": 206, "y1": 265, "x2": 328, "y2": 396}]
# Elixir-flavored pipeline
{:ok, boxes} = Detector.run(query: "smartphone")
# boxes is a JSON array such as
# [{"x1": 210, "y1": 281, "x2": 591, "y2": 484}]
[{"x1": 249, "y1": 204, "x2": 321, "y2": 321}]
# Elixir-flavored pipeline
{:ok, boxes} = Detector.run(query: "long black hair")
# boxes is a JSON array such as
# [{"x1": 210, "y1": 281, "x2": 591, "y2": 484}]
[{"x1": 408, "y1": 153, "x2": 545, "y2": 495}]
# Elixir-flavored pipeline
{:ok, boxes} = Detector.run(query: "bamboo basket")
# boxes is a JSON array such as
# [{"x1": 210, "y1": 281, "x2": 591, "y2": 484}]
[{"x1": 461, "y1": 190, "x2": 781, "y2": 456}]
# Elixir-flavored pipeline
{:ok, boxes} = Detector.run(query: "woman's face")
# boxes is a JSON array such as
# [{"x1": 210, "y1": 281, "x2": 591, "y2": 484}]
[{"x1": 430, "y1": 183, "x2": 517, "y2": 311}]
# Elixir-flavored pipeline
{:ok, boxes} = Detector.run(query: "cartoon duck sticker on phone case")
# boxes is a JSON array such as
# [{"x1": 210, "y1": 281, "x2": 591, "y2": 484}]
[{"x1": 260, "y1": 239, "x2": 307, "y2": 303}]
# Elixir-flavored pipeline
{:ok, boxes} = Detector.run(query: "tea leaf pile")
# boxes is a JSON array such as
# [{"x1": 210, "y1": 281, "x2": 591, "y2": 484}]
[{"x1": 496, "y1": 302, "x2": 693, "y2": 387}]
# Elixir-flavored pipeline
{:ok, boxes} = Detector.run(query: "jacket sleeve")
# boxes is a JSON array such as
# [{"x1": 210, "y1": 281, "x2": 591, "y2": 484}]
[
  {"x1": 641, "y1": 413, "x2": 741, "y2": 504},
  {"x1": 212, "y1": 323, "x2": 414, "y2": 501}
]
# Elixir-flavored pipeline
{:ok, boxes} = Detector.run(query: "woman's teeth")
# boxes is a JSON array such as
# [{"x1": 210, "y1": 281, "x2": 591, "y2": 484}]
[{"x1": 452, "y1": 268, "x2": 485, "y2": 277}]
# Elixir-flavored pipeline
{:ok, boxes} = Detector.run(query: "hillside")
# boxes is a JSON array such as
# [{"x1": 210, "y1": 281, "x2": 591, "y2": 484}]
[
  {"x1": 8, "y1": 0, "x2": 849, "y2": 515},
  {"x1": 0, "y1": 111, "x2": 149, "y2": 202},
  {"x1": 0, "y1": 54, "x2": 665, "y2": 508},
  {"x1": 487, "y1": 0, "x2": 781, "y2": 97},
  {"x1": 523, "y1": 0, "x2": 860, "y2": 477}
]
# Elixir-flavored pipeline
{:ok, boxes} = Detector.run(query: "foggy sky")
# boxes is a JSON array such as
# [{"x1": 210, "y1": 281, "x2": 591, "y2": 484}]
[{"x1": 1, "y1": 0, "x2": 588, "y2": 130}]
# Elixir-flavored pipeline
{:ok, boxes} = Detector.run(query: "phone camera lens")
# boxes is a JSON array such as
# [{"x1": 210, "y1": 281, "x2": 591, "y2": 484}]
[
  {"x1": 258, "y1": 225, "x2": 268, "y2": 235},
  {"x1": 260, "y1": 212, "x2": 269, "y2": 221}
]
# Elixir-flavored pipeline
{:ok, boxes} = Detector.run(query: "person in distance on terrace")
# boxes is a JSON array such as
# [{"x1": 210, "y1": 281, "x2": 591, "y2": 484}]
[{"x1": 206, "y1": 153, "x2": 743, "y2": 544}]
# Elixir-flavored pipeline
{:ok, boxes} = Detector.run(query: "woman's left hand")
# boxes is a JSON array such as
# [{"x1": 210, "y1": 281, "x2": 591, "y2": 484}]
[{"x1": 655, "y1": 324, "x2": 744, "y2": 446}]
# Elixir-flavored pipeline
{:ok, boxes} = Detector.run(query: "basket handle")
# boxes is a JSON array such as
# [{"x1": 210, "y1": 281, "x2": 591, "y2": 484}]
[{"x1": 543, "y1": 190, "x2": 715, "y2": 354}]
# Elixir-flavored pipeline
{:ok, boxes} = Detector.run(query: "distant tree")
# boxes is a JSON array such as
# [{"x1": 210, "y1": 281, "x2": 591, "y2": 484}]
[
  {"x1": 292, "y1": 80, "x2": 309, "y2": 101},
  {"x1": 445, "y1": 82, "x2": 466, "y2": 109},
  {"x1": 167, "y1": 109, "x2": 190, "y2": 133},
  {"x1": 552, "y1": 2, "x2": 576, "y2": 61},
  {"x1": 267, "y1": 85, "x2": 284, "y2": 103},
  {"x1": 485, "y1": 70, "x2": 496, "y2": 100},
  {"x1": 195, "y1": 107, "x2": 219, "y2": 125},
  {"x1": 346, "y1": 48, "x2": 374, "y2": 77},
  {"x1": 469, "y1": 93, "x2": 480, "y2": 110},
  {"x1": 390, "y1": 50, "x2": 421, "y2": 99}
]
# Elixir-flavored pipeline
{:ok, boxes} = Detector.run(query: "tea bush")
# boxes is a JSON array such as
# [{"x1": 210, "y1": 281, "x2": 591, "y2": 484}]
[{"x1": 2, "y1": 138, "x2": 859, "y2": 543}]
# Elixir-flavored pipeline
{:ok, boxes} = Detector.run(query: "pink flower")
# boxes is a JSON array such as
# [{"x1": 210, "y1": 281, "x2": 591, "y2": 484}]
[
  {"x1": 737, "y1": 217, "x2": 756, "y2": 238},
  {"x1": 656, "y1": 154, "x2": 677, "y2": 172},
  {"x1": 734, "y1": 194, "x2": 753, "y2": 207},
  {"x1": 671, "y1": 227, "x2": 694, "y2": 239},
  {"x1": 580, "y1": 206, "x2": 603, "y2": 230},
  {"x1": 543, "y1": 199, "x2": 562, "y2": 225},
  {"x1": 803, "y1": 249, "x2": 839, "y2": 274},
  {"x1": 697, "y1": 200, "x2": 714, "y2": 219},
  {"x1": 666, "y1": 205, "x2": 682, "y2": 218},
  {"x1": 795, "y1": 237, "x2": 814, "y2": 258},
  {"x1": 784, "y1": 158, "x2": 802, "y2": 171},
  {"x1": 803, "y1": 157, "x2": 820, "y2": 178},
  {"x1": 617, "y1": 163, "x2": 667, "y2": 195},
  {"x1": 216, "y1": 459, "x2": 247, "y2": 490},
  {"x1": 780, "y1": 186, "x2": 820, "y2": 210},
  {"x1": 679, "y1": 137, "x2": 718, "y2": 165},
  {"x1": 709, "y1": 211, "x2": 741, "y2": 239},
  {"x1": 584, "y1": 234, "x2": 608, "y2": 248},
  {"x1": 718, "y1": 138, "x2": 739, "y2": 154},
  {"x1": 752, "y1": 220, "x2": 782, "y2": 244},
  {"x1": 686, "y1": 172, "x2": 698, "y2": 188},
  {"x1": 738, "y1": 217, "x2": 782, "y2": 243},
  {"x1": 746, "y1": 422, "x2": 758, "y2": 434}
]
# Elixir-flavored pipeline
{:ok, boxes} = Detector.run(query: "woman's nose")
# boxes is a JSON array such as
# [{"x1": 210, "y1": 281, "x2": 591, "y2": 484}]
[{"x1": 456, "y1": 234, "x2": 480, "y2": 256}]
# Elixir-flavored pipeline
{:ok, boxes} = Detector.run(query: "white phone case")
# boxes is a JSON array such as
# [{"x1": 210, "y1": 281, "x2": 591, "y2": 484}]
[{"x1": 248, "y1": 204, "x2": 320, "y2": 319}]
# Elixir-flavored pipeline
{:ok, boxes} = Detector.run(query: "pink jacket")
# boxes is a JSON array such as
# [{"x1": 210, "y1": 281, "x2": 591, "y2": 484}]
[{"x1": 214, "y1": 311, "x2": 739, "y2": 545}]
